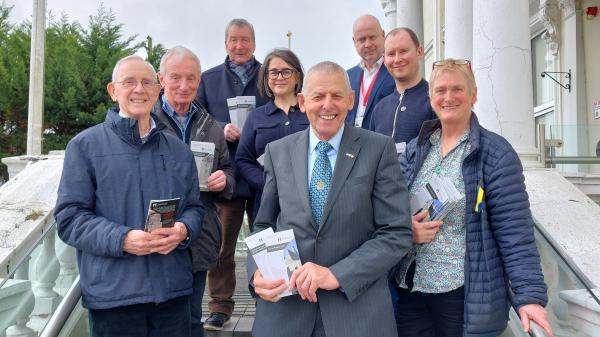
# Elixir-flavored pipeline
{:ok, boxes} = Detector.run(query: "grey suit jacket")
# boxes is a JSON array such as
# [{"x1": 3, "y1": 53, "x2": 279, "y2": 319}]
[{"x1": 248, "y1": 126, "x2": 412, "y2": 337}]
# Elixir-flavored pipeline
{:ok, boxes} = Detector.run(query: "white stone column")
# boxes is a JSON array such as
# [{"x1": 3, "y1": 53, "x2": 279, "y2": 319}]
[
  {"x1": 561, "y1": 1, "x2": 589, "y2": 171},
  {"x1": 395, "y1": 0, "x2": 424, "y2": 75},
  {"x1": 380, "y1": 0, "x2": 397, "y2": 31},
  {"x1": 444, "y1": 0, "x2": 473, "y2": 60},
  {"x1": 26, "y1": 0, "x2": 46, "y2": 156},
  {"x1": 473, "y1": 0, "x2": 540, "y2": 166}
]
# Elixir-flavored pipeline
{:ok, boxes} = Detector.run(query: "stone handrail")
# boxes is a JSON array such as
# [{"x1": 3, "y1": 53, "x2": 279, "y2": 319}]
[
  {"x1": 0, "y1": 155, "x2": 72, "y2": 337},
  {"x1": 525, "y1": 168, "x2": 600, "y2": 336}
]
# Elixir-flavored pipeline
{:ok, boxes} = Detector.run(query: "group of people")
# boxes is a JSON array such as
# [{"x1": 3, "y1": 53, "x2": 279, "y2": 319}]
[{"x1": 55, "y1": 14, "x2": 553, "y2": 337}]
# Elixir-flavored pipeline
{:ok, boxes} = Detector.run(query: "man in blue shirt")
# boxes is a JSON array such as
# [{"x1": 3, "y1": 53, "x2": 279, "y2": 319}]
[
  {"x1": 195, "y1": 18, "x2": 268, "y2": 331},
  {"x1": 154, "y1": 46, "x2": 235, "y2": 337}
]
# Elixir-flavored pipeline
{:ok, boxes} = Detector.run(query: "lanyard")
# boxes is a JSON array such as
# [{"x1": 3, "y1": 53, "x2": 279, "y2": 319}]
[{"x1": 360, "y1": 63, "x2": 382, "y2": 107}]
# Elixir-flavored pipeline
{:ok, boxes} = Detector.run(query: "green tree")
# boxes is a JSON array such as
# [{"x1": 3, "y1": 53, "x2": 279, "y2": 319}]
[
  {"x1": 42, "y1": 13, "x2": 87, "y2": 151},
  {"x1": 143, "y1": 35, "x2": 167, "y2": 71},
  {"x1": 0, "y1": 3, "x2": 30, "y2": 158},
  {"x1": 0, "y1": 3, "x2": 167, "y2": 157},
  {"x1": 78, "y1": 4, "x2": 139, "y2": 127}
]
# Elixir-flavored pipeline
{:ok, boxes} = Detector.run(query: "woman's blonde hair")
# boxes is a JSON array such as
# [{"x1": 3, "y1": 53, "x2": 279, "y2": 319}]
[{"x1": 428, "y1": 58, "x2": 477, "y2": 98}]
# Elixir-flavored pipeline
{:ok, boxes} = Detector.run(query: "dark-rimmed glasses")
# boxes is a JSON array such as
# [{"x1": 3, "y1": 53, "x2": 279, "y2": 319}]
[
  {"x1": 114, "y1": 78, "x2": 159, "y2": 89},
  {"x1": 432, "y1": 59, "x2": 471, "y2": 71},
  {"x1": 267, "y1": 68, "x2": 295, "y2": 80}
]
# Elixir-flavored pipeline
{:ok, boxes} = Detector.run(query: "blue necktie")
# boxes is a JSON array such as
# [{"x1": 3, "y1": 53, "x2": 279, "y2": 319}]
[{"x1": 309, "y1": 141, "x2": 333, "y2": 226}]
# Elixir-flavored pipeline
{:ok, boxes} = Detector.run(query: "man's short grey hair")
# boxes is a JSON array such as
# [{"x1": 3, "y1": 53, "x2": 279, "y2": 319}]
[
  {"x1": 111, "y1": 55, "x2": 156, "y2": 82},
  {"x1": 302, "y1": 61, "x2": 351, "y2": 94},
  {"x1": 159, "y1": 46, "x2": 202, "y2": 76},
  {"x1": 225, "y1": 18, "x2": 255, "y2": 42}
]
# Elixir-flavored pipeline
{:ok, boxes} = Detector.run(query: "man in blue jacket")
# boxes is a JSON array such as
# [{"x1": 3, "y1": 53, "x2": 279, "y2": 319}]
[
  {"x1": 195, "y1": 18, "x2": 269, "y2": 330},
  {"x1": 346, "y1": 15, "x2": 395, "y2": 129},
  {"x1": 369, "y1": 27, "x2": 436, "y2": 152},
  {"x1": 55, "y1": 55, "x2": 204, "y2": 337}
]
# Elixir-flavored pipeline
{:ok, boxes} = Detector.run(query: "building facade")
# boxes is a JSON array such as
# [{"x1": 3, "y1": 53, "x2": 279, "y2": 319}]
[{"x1": 382, "y1": 0, "x2": 600, "y2": 173}]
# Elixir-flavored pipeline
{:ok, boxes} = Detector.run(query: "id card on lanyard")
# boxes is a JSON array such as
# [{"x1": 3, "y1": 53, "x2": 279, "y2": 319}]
[{"x1": 354, "y1": 64, "x2": 382, "y2": 127}]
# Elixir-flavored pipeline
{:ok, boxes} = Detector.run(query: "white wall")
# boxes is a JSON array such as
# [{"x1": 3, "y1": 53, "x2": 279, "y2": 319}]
[{"x1": 582, "y1": 0, "x2": 600, "y2": 173}]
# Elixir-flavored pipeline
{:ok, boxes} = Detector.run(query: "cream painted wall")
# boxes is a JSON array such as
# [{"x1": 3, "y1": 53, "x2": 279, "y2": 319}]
[
  {"x1": 582, "y1": 1, "x2": 600, "y2": 171},
  {"x1": 583, "y1": 1, "x2": 600, "y2": 128}
]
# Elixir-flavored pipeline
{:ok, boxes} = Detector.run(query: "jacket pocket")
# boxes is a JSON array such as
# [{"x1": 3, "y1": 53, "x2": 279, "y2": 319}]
[{"x1": 255, "y1": 122, "x2": 281, "y2": 154}]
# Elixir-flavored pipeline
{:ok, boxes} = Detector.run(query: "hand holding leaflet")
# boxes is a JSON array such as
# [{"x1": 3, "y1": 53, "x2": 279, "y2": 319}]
[
  {"x1": 409, "y1": 177, "x2": 461, "y2": 221},
  {"x1": 246, "y1": 228, "x2": 302, "y2": 297}
]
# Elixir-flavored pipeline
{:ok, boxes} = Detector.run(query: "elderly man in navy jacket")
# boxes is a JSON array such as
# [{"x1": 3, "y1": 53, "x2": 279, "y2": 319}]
[
  {"x1": 195, "y1": 18, "x2": 269, "y2": 330},
  {"x1": 55, "y1": 55, "x2": 204, "y2": 337}
]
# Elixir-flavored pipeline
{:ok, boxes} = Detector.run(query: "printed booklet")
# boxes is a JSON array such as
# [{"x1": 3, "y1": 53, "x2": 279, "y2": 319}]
[
  {"x1": 227, "y1": 95, "x2": 256, "y2": 131},
  {"x1": 245, "y1": 228, "x2": 302, "y2": 297},
  {"x1": 409, "y1": 176, "x2": 461, "y2": 221},
  {"x1": 190, "y1": 141, "x2": 215, "y2": 191},
  {"x1": 144, "y1": 198, "x2": 180, "y2": 232}
]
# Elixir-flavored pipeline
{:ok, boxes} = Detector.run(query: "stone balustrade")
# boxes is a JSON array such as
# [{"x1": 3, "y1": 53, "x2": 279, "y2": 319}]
[{"x1": 525, "y1": 168, "x2": 600, "y2": 336}]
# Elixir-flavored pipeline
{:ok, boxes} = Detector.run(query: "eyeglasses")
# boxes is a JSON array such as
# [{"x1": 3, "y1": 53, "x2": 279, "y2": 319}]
[
  {"x1": 114, "y1": 78, "x2": 158, "y2": 89},
  {"x1": 267, "y1": 68, "x2": 295, "y2": 80},
  {"x1": 432, "y1": 59, "x2": 471, "y2": 71}
]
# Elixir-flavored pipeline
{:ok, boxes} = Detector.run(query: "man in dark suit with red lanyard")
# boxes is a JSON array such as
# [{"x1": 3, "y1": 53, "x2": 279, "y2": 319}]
[{"x1": 346, "y1": 15, "x2": 395, "y2": 129}]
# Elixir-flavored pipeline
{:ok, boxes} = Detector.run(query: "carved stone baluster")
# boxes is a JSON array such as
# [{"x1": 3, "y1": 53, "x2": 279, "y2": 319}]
[
  {"x1": 559, "y1": 289, "x2": 600, "y2": 337},
  {"x1": 5, "y1": 258, "x2": 35, "y2": 337},
  {"x1": 551, "y1": 266, "x2": 577, "y2": 336},
  {"x1": 56, "y1": 232, "x2": 78, "y2": 292},
  {"x1": 32, "y1": 227, "x2": 61, "y2": 315}
]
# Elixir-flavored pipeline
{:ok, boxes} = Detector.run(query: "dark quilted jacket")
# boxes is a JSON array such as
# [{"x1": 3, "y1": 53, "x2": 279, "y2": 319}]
[{"x1": 397, "y1": 114, "x2": 548, "y2": 337}]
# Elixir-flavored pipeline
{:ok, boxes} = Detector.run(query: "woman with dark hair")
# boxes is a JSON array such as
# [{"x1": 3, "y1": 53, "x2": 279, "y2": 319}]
[
  {"x1": 236, "y1": 49, "x2": 309, "y2": 217},
  {"x1": 392, "y1": 58, "x2": 553, "y2": 337}
]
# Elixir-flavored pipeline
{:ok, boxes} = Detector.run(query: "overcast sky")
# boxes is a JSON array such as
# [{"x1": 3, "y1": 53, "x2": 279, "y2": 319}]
[{"x1": 5, "y1": 0, "x2": 386, "y2": 71}]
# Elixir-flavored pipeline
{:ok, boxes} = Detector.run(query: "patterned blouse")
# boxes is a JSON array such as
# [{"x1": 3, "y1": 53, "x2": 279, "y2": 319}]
[{"x1": 397, "y1": 128, "x2": 471, "y2": 293}]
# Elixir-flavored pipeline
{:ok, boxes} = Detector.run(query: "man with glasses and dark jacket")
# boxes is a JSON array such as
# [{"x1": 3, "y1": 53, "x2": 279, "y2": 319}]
[{"x1": 56, "y1": 55, "x2": 204, "y2": 337}]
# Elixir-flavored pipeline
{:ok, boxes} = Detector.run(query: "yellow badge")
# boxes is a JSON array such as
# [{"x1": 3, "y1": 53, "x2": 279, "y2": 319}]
[
  {"x1": 475, "y1": 186, "x2": 484, "y2": 213},
  {"x1": 316, "y1": 180, "x2": 325, "y2": 190}
]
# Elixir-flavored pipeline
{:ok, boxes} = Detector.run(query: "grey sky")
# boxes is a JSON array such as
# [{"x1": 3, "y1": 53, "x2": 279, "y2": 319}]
[{"x1": 5, "y1": 0, "x2": 386, "y2": 71}]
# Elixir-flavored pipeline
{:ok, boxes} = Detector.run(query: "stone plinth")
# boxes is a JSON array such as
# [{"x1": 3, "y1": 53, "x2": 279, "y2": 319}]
[{"x1": 559, "y1": 289, "x2": 600, "y2": 336}]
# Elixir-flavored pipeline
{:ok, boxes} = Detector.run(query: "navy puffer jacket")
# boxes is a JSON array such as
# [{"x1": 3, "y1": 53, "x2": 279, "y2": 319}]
[{"x1": 397, "y1": 114, "x2": 548, "y2": 337}]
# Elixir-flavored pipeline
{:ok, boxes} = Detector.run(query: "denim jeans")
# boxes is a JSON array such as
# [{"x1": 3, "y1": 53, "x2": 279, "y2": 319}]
[
  {"x1": 191, "y1": 271, "x2": 207, "y2": 337},
  {"x1": 88, "y1": 295, "x2": 191, "y2": 337}
]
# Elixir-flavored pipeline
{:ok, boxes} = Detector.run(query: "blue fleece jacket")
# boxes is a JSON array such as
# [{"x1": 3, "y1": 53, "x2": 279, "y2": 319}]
[{"x1": 369, "y1": 78, "x2": 436, "y2": 144}]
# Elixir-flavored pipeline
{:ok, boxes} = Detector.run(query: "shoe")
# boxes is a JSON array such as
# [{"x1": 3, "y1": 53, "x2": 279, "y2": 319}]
[{"x1": 204, "y1": 312, "x2": 231, "y2": 331}]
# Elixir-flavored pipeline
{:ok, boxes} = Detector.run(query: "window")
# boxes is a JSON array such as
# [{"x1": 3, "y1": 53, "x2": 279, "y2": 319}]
[{"x1": 531, "y1": 33, "x2": 555, "y2": 108}]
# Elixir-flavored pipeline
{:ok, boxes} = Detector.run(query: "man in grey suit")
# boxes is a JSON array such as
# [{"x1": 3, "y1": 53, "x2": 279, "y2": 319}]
[{"x1": 248, "y1": 61, "x2": 413, "y2": 337}]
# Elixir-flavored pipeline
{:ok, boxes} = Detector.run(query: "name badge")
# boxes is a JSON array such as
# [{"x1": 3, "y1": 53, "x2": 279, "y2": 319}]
[{"x1": 395, "y1": 142, "x2": 406, "y2": 156}]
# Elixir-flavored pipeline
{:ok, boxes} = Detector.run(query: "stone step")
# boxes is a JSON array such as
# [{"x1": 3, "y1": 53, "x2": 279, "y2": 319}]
[{"x1": 203, "y1": 256, "x2": 254, "y2": 337}]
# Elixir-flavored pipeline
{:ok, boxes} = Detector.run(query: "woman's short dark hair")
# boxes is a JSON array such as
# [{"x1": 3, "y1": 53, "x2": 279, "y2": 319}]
[{"x1": 258, "y1": 48, "x2": 304, "y2": 98}]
